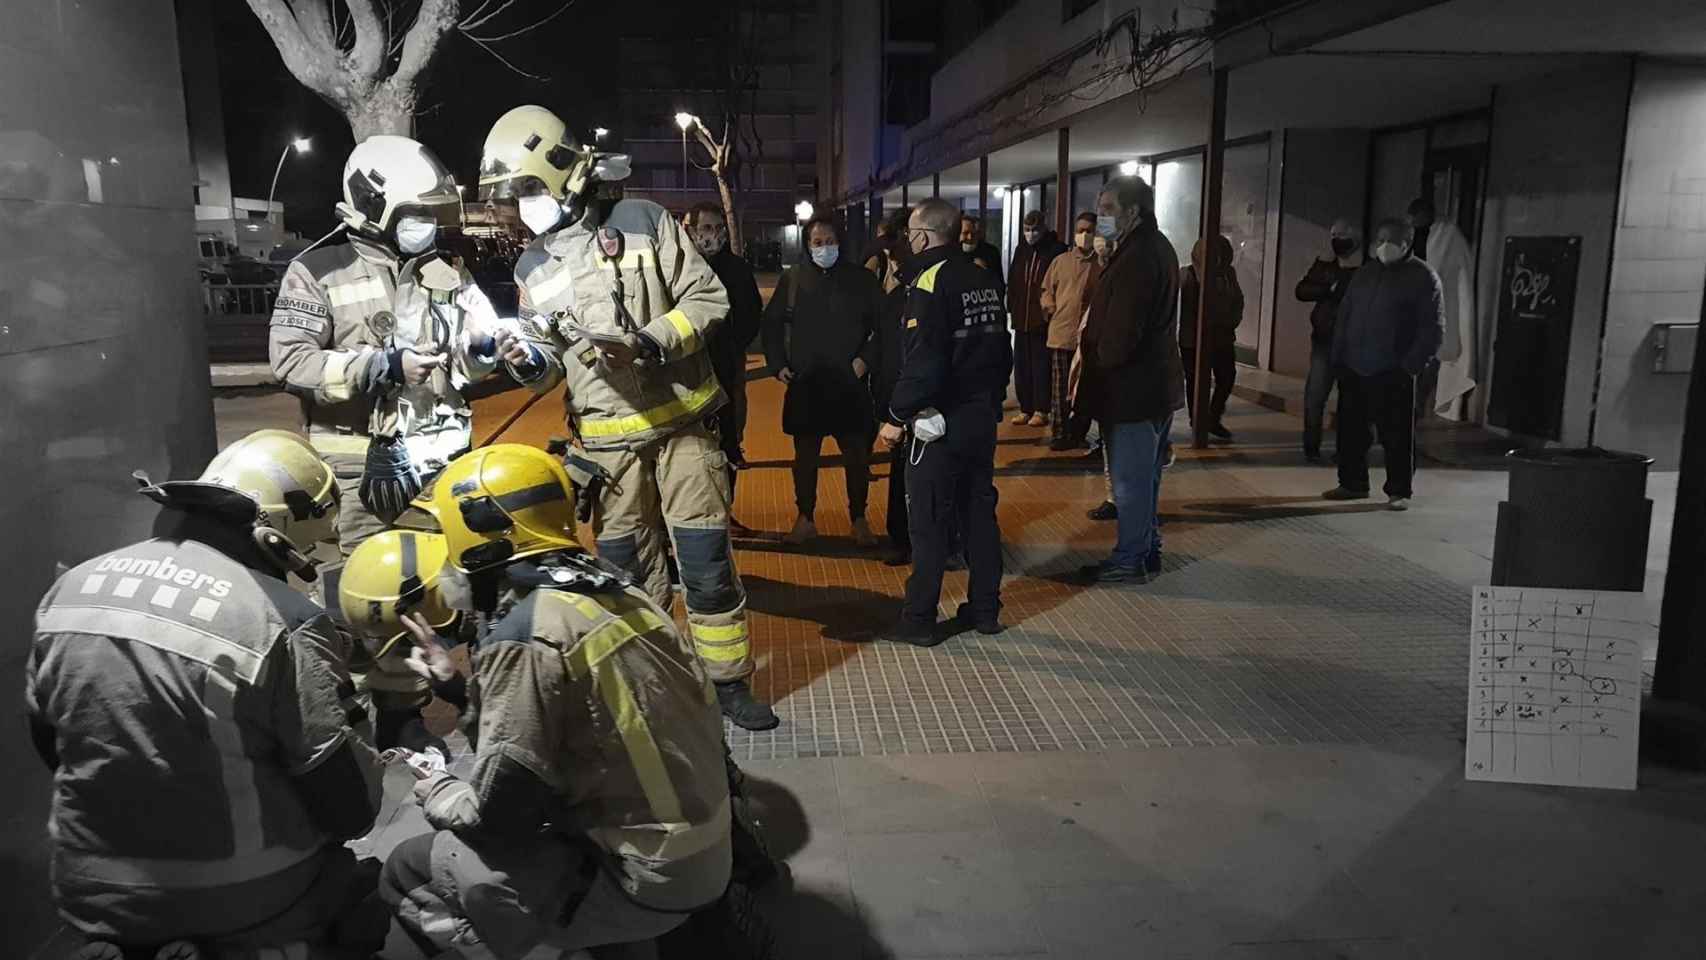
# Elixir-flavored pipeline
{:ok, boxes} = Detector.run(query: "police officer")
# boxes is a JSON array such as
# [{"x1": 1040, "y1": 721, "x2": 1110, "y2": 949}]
[
  {"x1": 269, "y1": 134, "x2": 506, "y2": 747},
  {"x1": 876, "y1": 198, "x2": 1013, "y2": 645},
  {"x1": 353, "y1": 445, "x2": 734, "y2": 955},
  {"x1": 478, "y1": 105, "x2": 777, "y2": 730},
  {"x1": 27, "y1": 430, "x2": 384, "y2": 960}
]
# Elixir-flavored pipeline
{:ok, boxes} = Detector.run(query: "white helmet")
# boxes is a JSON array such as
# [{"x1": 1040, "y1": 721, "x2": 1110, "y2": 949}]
[{"x1": 337, "y1": 135, "x2": 462, "y2": 242}]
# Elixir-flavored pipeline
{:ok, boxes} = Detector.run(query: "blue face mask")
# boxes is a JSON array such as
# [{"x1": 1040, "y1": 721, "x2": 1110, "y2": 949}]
[
  {"x1": 1095, "y1": 214, "x2": 1120, "y2": 240},
  {"x1": 810, "y1": 244, "x2": 840, "y2": 269}
]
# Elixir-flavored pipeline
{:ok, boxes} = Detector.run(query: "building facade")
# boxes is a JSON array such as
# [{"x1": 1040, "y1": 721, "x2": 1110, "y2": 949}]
[
  {"x1": 817, "y1": 0, "x2": 1706, "y2": 467},
  {"x1": 615, "y1": 0, "x2": 820, "y2": 256}
]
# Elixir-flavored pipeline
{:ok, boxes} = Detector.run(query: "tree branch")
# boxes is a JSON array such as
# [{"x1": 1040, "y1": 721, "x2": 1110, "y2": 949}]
[
  {"x1": 464, "y1": 0, "x2": 577, "y2": 43},
  {"x1": 346, "y1": 0, "x2": 387, "y2": 78},
  {"x1": 296, "y1": 0, "x2": 336, "y2": 52},
  {"x1": 393, "y1": 0, "x2": 459, "y2": 85},
  {"x1": 460, "y1": 31, "x2": 548, "y2": 80},
  {"x1": 459, "y1": 0, "x2": 521, "y2": 33},
  {"x1": 244, "y1": 0, "x2": 343, "y2": 100}
]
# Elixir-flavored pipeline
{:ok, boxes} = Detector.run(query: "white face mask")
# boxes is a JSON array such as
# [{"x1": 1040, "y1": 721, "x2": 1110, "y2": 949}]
[
  {"x1": 909, "y1": 407, "x2": 948, "y2": 466},
  {"x1": 394, "y1": 216, "x2": 438, "y2": 255},
  {"x1": 810, "y1": 244, "x2": 840, "y2": 269},
  {"x1": 519, "y1": 195, "x2": 563, "y2": 236},
  {"x1": 1023, "y1": 229, "x2": 1040, "y2": 245},
  {"x1": 960, "y1": 242, "x2": 976, "y2": 254},
  {"x1": 1374, "y1": 240, "x2": 1407, "y2": 265},
  {"x1": 1074, "y1": 230, "x2": 1092, "y2": 250},
  {"x1": 1095, "y1": 214, "x2": 1120, "y2": 240}
]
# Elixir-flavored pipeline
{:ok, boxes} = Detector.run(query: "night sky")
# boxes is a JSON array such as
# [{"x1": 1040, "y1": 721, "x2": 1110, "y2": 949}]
[{"x1": 210, "y1": 1, "x2": 640, "y2": 238}]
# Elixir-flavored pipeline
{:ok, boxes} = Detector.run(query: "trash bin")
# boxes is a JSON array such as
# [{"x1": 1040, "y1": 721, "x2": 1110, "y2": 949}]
[{"x1": 1491, "y1": 447, "x2": 1654, "y2": 591}]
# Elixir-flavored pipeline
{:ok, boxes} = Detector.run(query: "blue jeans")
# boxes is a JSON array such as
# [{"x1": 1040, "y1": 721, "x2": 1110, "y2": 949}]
[{"x1": 1103, "y1": 414, "x2": 1172, "y2": 570}]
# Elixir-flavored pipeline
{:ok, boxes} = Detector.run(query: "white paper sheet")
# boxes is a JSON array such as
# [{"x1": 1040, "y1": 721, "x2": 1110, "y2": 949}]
[{"x1": 1466, "y1": 586, "x2": 1645, "y2": 790}]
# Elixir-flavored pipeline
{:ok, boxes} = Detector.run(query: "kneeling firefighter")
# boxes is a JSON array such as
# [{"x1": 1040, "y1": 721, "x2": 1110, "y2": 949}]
[
  {"x1": 27, "y1": 430, "x2": 385, "y2": 960},
  {"x1": 268, "y1": 134, "x2": 508, "y2": 748},
  {"x1": 478, "y1": 105, "x2": 777, "y2": 730},
  {"x1": 343, "y1": 444, "x2": 773, "y2": 957}
]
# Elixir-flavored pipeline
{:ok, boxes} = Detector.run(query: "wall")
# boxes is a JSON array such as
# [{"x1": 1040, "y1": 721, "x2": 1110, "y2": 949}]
[
  {"x1": 1476, "y1": 58, "x2": 1630, "y2": 448},
  {"x1": 1597, "y1": 58, "x2": 1706, "y2": 466},
  {"x1": 176, "y1": 0, "x2": 231, "y2": 211},
  {"x1": 0, "y1": 0, "x2": 216, "y2": 947},
  {"x1": 1272, "y1": 129, "x2": 1370, "y2": 378},
  {"x1": 826, "y1": 0, "x2": 882, "y2": 203}
]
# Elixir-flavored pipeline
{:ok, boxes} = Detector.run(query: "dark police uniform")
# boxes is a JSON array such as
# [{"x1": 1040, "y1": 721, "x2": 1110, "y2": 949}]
[{"x1": 887, "y1": 245, "x2": 1013, "y2": 634}]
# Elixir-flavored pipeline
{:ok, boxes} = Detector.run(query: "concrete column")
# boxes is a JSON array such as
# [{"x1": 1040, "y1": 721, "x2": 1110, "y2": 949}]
[
  {"x1": 1056, "y1": 127, "x2": 1071, "y2": 237},
  {"x1": 933, "y1": 172, "x2": 941, "y2": 197},
  {"x1": 979, "y1": 155, "x2": 990, "y2": 226}
]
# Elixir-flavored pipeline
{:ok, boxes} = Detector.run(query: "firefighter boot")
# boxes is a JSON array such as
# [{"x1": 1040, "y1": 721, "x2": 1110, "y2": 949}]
[{"x1": 717, "y1": 679, "x2": 779, "y2": 731}]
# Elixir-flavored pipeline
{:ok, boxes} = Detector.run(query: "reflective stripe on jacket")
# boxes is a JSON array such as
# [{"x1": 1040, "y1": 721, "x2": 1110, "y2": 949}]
[
  {"x1": 268, "y1": 238, "x2": 500, "y2": 467},
  {"x1": 508, "y1": 199, "x2": 730, "y2": 451},
  {"x1": 25, "y1": 539, "x2": 379, "y2": 906}
]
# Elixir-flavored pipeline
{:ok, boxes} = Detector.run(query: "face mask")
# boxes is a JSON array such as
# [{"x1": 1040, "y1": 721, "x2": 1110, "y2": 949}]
[
  {"x1": 810, "y1": 244, "x2": 839, "y2": 269},
  {"x1": 1074, "y1": 230, "x2": 1092, "y2": 250},
  {"x1": 1375, "y1": 241, "x2": 1406, "y2": 265},
  {"x1": 961, "y1": 242, "x2": 976, "y2": 254},
  {"x1": 693, "y1": 229, "x2": 726, "y2": 258},
  {"x1": 395, "y1": 217, "x2": 437, "y2": 255},
  {"x1": 1331, "y1": 236, "x2": 1356, "y2": 257},
  {"x1": 519, "y1": 195, "x2": 563, "y2": 236},
  {"x1": 1095, "y1": 214, "x2": 1120, "y2": 240},
  {"x1": 1092, "y1": 234, "x2": 1110, "y2": 256},
  {"x1": 1023, "y1": 229, "x2": 1040, "y2": 245},
  {"x1": 909, "y1": 407, "x2": 948, "y2": 466}
]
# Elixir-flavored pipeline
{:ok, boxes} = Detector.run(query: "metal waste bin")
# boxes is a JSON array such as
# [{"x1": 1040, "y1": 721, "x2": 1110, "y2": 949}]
[{"x1": 1491, "y1": 447, "x2": 1654, "y2": 591}]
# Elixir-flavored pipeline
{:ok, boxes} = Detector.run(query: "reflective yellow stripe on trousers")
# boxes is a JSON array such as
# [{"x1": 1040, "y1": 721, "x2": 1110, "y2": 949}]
[
  {"x1": 689, "y1": 620, "x2": 749, "y2": 662},
  {"x1": 555, "y1": 595, "x2": 684, "y2": 823},
  {"x1": 577, "y1": 374, "x2": 721, "y2": 440}
]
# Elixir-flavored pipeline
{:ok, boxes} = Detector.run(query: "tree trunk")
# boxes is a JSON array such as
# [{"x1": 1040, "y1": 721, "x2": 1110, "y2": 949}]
[
  {"x1": 714, "y1": 167, "x2": 743, "y2": 257},
  {"x1": 343, "y1": 82, "x2": 417, "y2": 141}
]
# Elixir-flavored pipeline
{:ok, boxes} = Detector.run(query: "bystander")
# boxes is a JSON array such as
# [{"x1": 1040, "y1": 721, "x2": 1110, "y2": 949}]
[
  {"x1": 1294, "y1": 218, "x2": 1359, "y2": 462},
  {"x1": 1179, "y1": 234, "x2": 1243, "y2": 442},
  {"x1": 1007, "y1": 210, "x2": 1067, "y2": 426},
  {"x1": 1041, "y1": 211, "x2": 1100, "y2": 449}
]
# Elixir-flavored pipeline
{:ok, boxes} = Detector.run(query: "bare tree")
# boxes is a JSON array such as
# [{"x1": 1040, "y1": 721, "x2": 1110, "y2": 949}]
[
  {"x1": 681, "y1": 0, "x2": 768, "y2": 257},
  {"x1": 244, "y1": 0, "x2": 573, "y2": 141}
]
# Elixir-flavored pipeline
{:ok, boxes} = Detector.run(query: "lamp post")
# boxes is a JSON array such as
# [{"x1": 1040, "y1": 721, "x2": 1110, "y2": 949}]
[
  {"x1": 794, "y1": 200, "x2": 813, "y2": 256},
  {"x1": 674, "y1": 112, "x2": 696, "y2": 191},
  {"x1": 266, "y1": 137, "x2": 311, "y2": 226}
]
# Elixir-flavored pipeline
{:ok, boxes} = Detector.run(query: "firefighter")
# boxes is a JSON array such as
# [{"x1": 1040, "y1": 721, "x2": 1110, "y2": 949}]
[
  {"x1": 478, "y1": 105, "x2": 777, "y2": 730},
  {"x1": 27, "y1": 430, "x2": 385, "y2": 960},
  {"x1": 359, "y1": 444, "x2": 734, "y2": 956},
  {"x1": 268, "y1": 134, "x2": 507, "y2": 748}
]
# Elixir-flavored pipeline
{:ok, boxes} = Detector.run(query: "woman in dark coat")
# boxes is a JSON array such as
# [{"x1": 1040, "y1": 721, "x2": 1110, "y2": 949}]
[
  {"x1": 1178, "y1": 233, "x2": 1245, "y2": 441},
  {"x1": 762, "y1": 217, "x2": 883, "y2": 547}
]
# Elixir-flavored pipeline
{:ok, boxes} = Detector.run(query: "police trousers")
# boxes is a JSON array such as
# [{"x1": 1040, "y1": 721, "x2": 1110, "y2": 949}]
[
  {"x1": 902, "y1": 404, "x2": 1003, "y2": 627},
  {"x1": 585, "y1": 424, "x2": 752, "y2": 682},
  {"x1": 381, "y1": 831, "x2": 685, "y2": 960},
  {"x1": 322, "y1": 452, "x2": 430, "y2": 715}
]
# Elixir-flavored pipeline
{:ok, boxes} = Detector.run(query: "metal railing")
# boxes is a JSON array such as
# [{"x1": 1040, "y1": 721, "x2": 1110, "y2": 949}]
[{"x1": 202, "y1": 282, "x2": 279, "y2": 363}]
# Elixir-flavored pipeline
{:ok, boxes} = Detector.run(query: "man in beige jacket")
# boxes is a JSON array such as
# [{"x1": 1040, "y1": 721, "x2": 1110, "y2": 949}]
[{"x1": 1040, "y1": 211, "x2": 1100, "y2": 450}]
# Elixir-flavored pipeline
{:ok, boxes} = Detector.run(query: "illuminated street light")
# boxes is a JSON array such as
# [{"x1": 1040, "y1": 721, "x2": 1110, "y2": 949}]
[
  {"x1": 673, "y1": 112, "x2": 698, "y2": 188},
  {"x1": 794, "y1": 200, "x2": 814, "y2": 222},
  {"x1": 267, "y1": 136, "x2": 314, "y2": 227},
  {"x1": 594, "y1": 127, "x2": 610, "y2": 140},
  {"x1": 1118, "y1": 159, "x2": 1140, "y2": 176}
]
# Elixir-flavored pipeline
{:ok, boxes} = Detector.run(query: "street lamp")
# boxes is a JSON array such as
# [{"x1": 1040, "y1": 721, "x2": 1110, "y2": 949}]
[
  {"x1": 1118, "y1": 159, "x2": 1140, "y2": 177},
  {"x1": 594, "y1": 127, "x2": 610, "y2": 141},
  {"x1": 267, "y1": 136, "x2": 312, "y2": 226},
  {"x1": 674, "y1": 112, "x2": 697, "y2": 190},
  {"x1": 794, "y1": 200, "x2": 814, "y2": 222}
]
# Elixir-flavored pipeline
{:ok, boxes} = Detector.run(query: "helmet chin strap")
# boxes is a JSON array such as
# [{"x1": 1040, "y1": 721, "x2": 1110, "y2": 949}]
[{"x1": 251, "y1": 526, "x2": 318, "y2": 582}]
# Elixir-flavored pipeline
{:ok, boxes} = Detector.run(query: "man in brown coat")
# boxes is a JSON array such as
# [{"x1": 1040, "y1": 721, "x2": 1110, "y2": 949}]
[
  {"x1": 1077, "y1": 176, "x2": 1184, "y2": 583},
  {"x1": 1040, "y1": 211, "x2": 1099, "y2": 448}
]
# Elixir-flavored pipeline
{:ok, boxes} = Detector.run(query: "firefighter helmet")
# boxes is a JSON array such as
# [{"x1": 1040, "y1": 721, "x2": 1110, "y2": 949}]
[
  {"x1": 477, "y1": 105, "x2": 598, "y2": 202},
  {"x1": 339, "y1": 530, "x2": 459, "y2": 660},
  {"x1": 338, "y1": 135, "x2": 462, "y2": 240},
  {"x1": 418, "y1": 443, "x2": 579, "y2": 573}
]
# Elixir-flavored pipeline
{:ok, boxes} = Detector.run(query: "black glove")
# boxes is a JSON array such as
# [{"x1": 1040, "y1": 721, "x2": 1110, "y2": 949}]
[
  {"x1": 547, "y1": 437, "x2": 613, "y2": 524},
  {"x1": 360, "y1": 435, "x2": 422, "y2": 524}
]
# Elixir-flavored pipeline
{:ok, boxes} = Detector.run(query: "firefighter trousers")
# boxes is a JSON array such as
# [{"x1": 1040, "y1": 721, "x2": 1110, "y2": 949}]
[{"x1": 584, "y1": 423, "x2": 753, "y2": 682}]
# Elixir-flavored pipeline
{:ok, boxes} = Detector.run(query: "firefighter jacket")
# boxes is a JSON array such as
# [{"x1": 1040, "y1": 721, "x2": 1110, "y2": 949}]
[
  {"x1": 413, "y1": 581, "x2": 732, "y2": 914},
  {"x1": 26, "y1": 536, "x2": 382, "y2": 929},
  {"x1": 888, "y1": 245, "x2": 1014, "y2": 424},
  {"x1": 269, "y1": 237, "x2": 502, "y2": 470},
  {"x1": 507, "y1": 198, "x2": 731, "y2": 452}
]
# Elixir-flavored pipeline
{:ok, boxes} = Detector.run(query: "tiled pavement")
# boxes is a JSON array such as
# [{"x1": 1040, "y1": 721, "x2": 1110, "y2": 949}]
[{"x1": 154, "y1": 375, "x2": 1706, "y2": 960}]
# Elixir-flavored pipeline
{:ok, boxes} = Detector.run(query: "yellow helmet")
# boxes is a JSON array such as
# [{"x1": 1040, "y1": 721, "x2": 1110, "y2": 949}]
[
  {"x1": 478, "y1": 105, "x2": 594, "y2": 202},
  {"x1": 339, "y1": 530, "x2": 459, "y2": 659},
  {"x1": 139, "y1": 429, "x2": 339, "y2": 550},
  {"x1": 421, "y1": 443, "x2": 579, "y2": 572}
]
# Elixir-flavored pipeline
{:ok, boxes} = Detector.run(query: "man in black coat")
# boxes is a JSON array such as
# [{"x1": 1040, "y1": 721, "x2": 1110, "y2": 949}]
[
  {"x1": 687, "y1": 203, "x2": 763, "y2": 526},
  {"x1": 1007, "y1": 210, "x2": 1068, "y2": 425},
  {"x1": 763, "y1": 218, "x2": 883, "y2": 548},
  {"x1": 870, "y1": 206, "x2": 915, "y2": 565}
]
